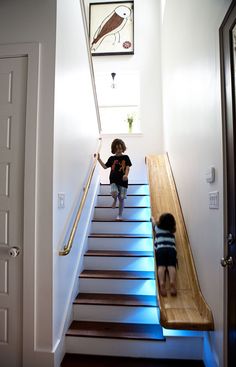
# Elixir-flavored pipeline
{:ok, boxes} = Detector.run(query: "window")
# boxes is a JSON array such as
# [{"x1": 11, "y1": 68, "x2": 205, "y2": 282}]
[{"x1": 95, "y1": 71, "x2": 140, "y2": 134}]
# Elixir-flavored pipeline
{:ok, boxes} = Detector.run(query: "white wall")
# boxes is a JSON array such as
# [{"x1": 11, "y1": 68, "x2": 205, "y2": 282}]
[
  {"x1": 0, "y1": 0, "x2": 100, "y2": 365},
  {"x1": 84, "y1": 0, "x2": 164, "y2": 183},
  {"x1": 53, "y1": 0, "x2": 100, "y2": 352},
  {"x1": 161, "y1": 1, "x2": 230, "y2": 365},
  {"x1": 0, "y1": 0, "x2": 57, "y2": 358}
]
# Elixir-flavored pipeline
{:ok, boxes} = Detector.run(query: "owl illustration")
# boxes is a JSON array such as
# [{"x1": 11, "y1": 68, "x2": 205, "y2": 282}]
[{"x1": 91, "y1": 5, "x2": 132, "y2": 52}]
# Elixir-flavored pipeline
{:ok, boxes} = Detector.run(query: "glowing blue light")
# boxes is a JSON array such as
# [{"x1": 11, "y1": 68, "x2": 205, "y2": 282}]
[
  {"x1": 132, "y1": 279, "x2": 156, "y2": 295},
  {"x1": 122, "y1": 258, "x2": 154, "y2": 271}
]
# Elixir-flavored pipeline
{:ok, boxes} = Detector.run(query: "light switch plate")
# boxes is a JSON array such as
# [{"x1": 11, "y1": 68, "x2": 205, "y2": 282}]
[
  {"x1": 209, "y1": 191, "x2": 219, "y2": 209},
  {"x1": 58, "y1": 193, "x2": 65, "y2": 209}
]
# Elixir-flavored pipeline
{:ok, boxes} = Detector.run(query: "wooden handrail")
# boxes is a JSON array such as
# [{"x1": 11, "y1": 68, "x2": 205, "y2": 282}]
[{"x1": 59, "y1": 138, "x2": 102, "y2": 256}]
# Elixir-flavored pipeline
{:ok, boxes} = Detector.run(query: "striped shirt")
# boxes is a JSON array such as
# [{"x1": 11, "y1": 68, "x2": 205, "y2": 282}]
[{"x1": 154, "y1": 226, "x2": 176, "y2": 251}]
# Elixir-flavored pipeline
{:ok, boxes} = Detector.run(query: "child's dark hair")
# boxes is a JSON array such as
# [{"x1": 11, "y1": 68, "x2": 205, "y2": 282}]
[
  {"x1": 158, "y1": 213, "x2": 176, "y2": 233},
  {"x1": 111, "y1": 138, "x2": 126, "y2": 154}
]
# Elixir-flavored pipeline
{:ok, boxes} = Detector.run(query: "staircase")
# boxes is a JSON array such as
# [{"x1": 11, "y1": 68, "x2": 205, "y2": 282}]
[{"x1": 63, "y1": 184, "x2": 204, "y2": 364}]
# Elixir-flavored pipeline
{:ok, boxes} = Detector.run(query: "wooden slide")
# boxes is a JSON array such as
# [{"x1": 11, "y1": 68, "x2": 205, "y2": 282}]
[{"x1": 146, "y1": 154, "x2": 214, "y2": 330}]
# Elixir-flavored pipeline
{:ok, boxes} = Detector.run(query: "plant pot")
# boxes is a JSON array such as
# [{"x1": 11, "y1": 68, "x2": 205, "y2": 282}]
[{"x1": 128, "y1": 122, "x2": 133, "y2": 133}]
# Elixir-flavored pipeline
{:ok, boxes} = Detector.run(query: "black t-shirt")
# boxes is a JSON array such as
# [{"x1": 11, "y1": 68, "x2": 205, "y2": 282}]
[{"x1": 105, "y1": 155, "x2": 132, "y2": 188}]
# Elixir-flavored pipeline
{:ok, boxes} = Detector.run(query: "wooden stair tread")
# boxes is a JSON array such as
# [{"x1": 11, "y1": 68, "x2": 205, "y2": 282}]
[
  {"x1": 61, "y1": 354, "x2": 205, "y2": 367},
  {"x1": 80, "y1": 270, "x2": 155, "y2": 279},
  {"x1": 92, "y1": 219, "x2": 150, "y2": 222},
  {"x1": 95, "y1": 206, "x2": 151, "y2": 208},
  {"x1": 100, "y1": 183, "x2": 148, "y2": 186},
  {"x1": 89, "y1": 233, "x2": 152, "y2": 238},
  {"x1": 66, "y1": 321, "x2": 164, "y2": 341},
  {"x1": 98, "y1": 194, "x2": 149, "y2": 197},
  {"x1": 85, "y1": 250, "x2": 153, "y2": 257},
  {"x1": 74, "y1": 293, "x2": 157, "y2": 307}
]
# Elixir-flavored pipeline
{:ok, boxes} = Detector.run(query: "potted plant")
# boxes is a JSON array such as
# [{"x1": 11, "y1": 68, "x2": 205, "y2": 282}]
[{"x1": 127, "y1": 113, "x2": 134, "y2": 133}]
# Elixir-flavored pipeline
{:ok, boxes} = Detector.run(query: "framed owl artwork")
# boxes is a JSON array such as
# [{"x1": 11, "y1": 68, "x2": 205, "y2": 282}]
[{"x1": 89, "y1": 1, "x2": 134, "y2": 56}]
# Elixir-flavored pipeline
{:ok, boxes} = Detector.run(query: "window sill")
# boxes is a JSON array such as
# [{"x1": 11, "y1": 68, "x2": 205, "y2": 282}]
[{"x1": 100, "y1": 132, "x2": 143, "y2": 138}]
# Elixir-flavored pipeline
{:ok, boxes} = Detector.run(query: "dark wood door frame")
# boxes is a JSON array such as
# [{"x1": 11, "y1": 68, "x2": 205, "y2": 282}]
[{"x1": 220, "y1": 1, "x2": 236, "y2": 366}]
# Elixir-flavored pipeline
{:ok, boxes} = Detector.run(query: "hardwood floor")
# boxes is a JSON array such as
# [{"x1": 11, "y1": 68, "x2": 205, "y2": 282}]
[{"x1": 61, "y1": 354, "x2": 205, "y2": 367}]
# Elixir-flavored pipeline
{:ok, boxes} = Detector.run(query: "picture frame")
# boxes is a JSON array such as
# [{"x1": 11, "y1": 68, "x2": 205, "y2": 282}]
[{"x1": 89, "y1": 1, "x2": 134, "y2": 56}]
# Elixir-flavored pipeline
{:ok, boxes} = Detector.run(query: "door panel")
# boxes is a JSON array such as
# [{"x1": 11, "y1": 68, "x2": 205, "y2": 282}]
[
  {"x1": 220, "y1": 2, "x2": 236, "y2": 366},
  {"x1": 0, "y1": 57, "x2": 27, "y2": 367}
]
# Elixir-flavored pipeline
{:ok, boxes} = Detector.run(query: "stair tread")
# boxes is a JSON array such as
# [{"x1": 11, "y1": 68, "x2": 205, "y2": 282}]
[
  {"x1": 89, "y1": 233, "x2": 152, "y2": 238},
  {"x1": 98, "y1": 194, "x2": 149, "y2": 196},
  {"x1": 100, "y1": 183, "x2": 148, "y2": 186},
  {"x1": 92, "y1": 219, "x2": 150, "y2": 222},
  {"x1": 66, "y1": 321, "x2": 164, "y2": 341},
  {"x1": 61, "y1": 354, "x2": 205, "y2": 367},
  {"x1": 95, "y1": 206, "x2": 150, "y2": 208},
  {"x1": 74, "y1": 293, "x2": 157, "y2": 307},
  {"x1": 80, "y1": 270, "x2": 155, "y2": 279},
  {"x1": 85, "y1": 250, "x2": 153, "y2": 257}
]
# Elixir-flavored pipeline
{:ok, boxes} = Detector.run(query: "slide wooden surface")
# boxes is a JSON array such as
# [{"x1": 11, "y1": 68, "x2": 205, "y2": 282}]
[{"x1": 146, "y1": 154, "x2": 214, "y2": 330}]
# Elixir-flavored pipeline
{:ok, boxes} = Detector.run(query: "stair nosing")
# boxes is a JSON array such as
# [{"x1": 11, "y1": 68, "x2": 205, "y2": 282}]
[
  {"x1": 88, "y1": 234, "x2": 152, "y2": 238},
  {"x1": 95, "y1": 206, "x2": 151, "y2": 209},
  {"x1": 79, "y1": 270, "x2": 155, "y2": 280},
  {"x1": 74, "y1": 293, "x2": 157, "y2": 307},
  {"x1": 98, "y1": 194, "x2": 149, "y2": 197},
  {"x1": 100, "y1": 183, "x2": 149, "y2": 186},
  {"x1": 66, "y1": 321, "x2": 164, "y2": 341},
  {"x1": 92, "y1": 219, "x2": 150, "y2": 223},
  {"x1": 84, "y1": 250, "x2": 153, "y2": 257}
]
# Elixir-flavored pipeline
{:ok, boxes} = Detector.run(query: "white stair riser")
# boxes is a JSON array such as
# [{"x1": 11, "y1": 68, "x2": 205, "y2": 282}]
[
  {"x1": 84, "y1": 256, "x2": 154, "y2": 271},
  {"x1": 94, "y1": 207, "x2": 151, "y2": 221},
  {"x1": 88, "y1": 237, "x2": 153, "y2": 251},
  {"x1": 96, "y1": 196, "x2": 150, "y2": 207},
  {"x1": 73, "y1": 304, "x2": 159, "y2": 324},
  {"x1": 65, "y1": 336, "x2": 203, "y2": 359},
  {"x1": 91, "y1": 222, "x2": 152, "y2": 235},
  {"x1": 100, "y1": 185, "x2": 149, "y2": 195},
  {"x1": 79, "y1": 278, "x2": 156, "y2": 295}
]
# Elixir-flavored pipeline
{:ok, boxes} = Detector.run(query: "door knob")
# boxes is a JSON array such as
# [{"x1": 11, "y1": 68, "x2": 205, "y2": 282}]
[
  {"x1": 221, "y1": 256, "x2": 233, "y2": 267},
  {"x1": 9, "y1": 247, "x2": 20, "y2": 258}
]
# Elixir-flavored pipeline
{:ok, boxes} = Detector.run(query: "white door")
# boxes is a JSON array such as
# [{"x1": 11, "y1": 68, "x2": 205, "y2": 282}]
[{"x1": 0, "y1": 57, "x2": 27, "y2": 367}]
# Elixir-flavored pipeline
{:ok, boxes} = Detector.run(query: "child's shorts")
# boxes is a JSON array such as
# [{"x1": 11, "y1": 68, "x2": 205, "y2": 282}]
[
  {"x1": 156, "y1": 247, "x2": 177, "y2": 267},
  {"x1": 110, "y1": 183, "x2": 127, "y2": 200}
]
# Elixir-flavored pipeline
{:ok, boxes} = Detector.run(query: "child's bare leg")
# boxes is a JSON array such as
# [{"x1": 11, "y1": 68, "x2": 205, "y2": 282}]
[
  {"x1": 118, "y1": 198, "x2": 124, "y2": 217},
  {"x1": 116, "y1": 198, "x2": 124, "y2": 220},
  {"x1": 111, "y1": 192, "x2": 118, "y2": 208},
  {"x1": 157, "y1": 266, "x2": 167, "y2": 296},
  {"x1": 168, "y1": 266, "x2": 177, "y2": 296}
]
